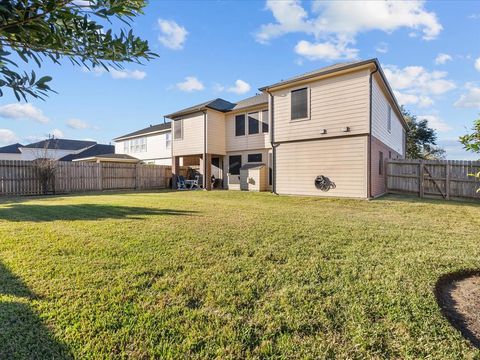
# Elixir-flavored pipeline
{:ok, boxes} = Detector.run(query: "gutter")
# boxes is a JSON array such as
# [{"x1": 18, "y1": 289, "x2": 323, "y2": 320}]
[
  {"x1": 266, "y1": 90, "x2": 278, "y2": 195},
  {"x1": 368, "y1": 64, "x2": 379, "y2": 199},
  {"x1": 203, "y1": 110, "x2": 207, "y2": 190}
]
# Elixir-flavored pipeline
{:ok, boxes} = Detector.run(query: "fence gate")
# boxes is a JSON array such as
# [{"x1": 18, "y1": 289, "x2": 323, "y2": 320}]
[{"x1": 387, "y1": 159, "x2": 480, "y2": 201}]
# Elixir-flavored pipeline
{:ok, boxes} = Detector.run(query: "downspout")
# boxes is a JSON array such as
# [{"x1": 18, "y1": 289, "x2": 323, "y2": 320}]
[
  {"x1": 266, "y1": 90, "x2": 278, "y2": 195},
  {"x1": 203, "y1": 110, "x2": 207, "y2": 189},
  {"x1": 368, "y1": 64, "x2": 379, "y2": 199}
]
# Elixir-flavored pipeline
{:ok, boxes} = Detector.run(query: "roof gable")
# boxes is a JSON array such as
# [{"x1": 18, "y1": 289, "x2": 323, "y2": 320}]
[
  {"x1": 0, "y1": 143, "x2": 23, "y2": 154},
  {"x1": 23, "y1": 138, "x2": 96, "y2": 151}
]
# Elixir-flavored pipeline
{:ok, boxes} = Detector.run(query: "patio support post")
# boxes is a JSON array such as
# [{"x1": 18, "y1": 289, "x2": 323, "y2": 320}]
[
  {"x1": 204, "y1": 153, "x2": 212, "y2": 190},
  {"x1": 172, "y1": 156, "x2": 180, "y2": 189}
]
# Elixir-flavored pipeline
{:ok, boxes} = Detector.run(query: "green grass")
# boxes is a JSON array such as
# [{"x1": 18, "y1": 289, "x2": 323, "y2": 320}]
[{"x1": 0, "y1": 191, "x2": 479, "y2": 359}]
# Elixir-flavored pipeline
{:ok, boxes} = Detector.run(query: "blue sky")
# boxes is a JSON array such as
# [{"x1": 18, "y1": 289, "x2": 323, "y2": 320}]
[{"x1": 1, "y1": 0, "x2": 479, "y2": 159}]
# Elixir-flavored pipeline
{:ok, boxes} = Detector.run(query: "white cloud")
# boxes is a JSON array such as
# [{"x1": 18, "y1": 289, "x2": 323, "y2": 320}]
[
  {"x1": 157, "y1": 19, "x2": 188, "y2": 50},
  {"x1": 110, "y1": 69, "x2": 146, "y2": 80},
  {"x1": 176, "y1": 76, "x2": 204, "y2": 92},
  {"x1": 66, "y1": 119, "x2": 89, "y2": 129},
  {"x1": 294, "y1": 40, "x2": 358, "y2": 61},
  {"x1": 454, "y1": 84, "x2": 480, "y2": 108},
  {"x1": 435, "y1": 53, "x2": 452, "y2": 65},
  {"x1": 0, "y1": 103, "x2": 49, "y2": 123},
  {"x1": 418, "y1": 114, "x2": 452, "y2": 132},
  {"x1": 256, "y1": 0, "x2": 442, "y2": 60},
  {"x1": 82, "y1": 66, "x2": 146, "y2": 80},
  {"x1": 468, "y1": 13, "x2": 480, "y2": 20},
  {"x1": 51, "y1": 129, "x2": 64, "y2": 138},
  {"x1": 0, "y1": 129, "x2": 18, "y2": 145},
  {"x1": 393, "y1": 91, "x2": 433, "y2": 108},
  {"x1": 375, "y1": 42, "x2": 389, "y2": 54},
  {"x1": 384, "y1": 65, "x2": 455, "y2": 107},
  {"x1": 227, "y1": 80, "x2": 251, "y2": 95},
  {"x1": 475, "y1": 57, "x2": 480, "y2": 72}
]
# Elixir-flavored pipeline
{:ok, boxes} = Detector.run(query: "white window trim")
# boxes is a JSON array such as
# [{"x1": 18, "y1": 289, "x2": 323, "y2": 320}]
[
  {"x1": 247, "y1": 111, "x2": 260, "y2": 135},
  {"x1": 173, "y1": 119, "x2": 183, "y2": 141},
  {"x1": 234, "y1": 114, "x2": 247, "y2": 137},
  {"x1": 247, "y1": 152, "x2": 263, "y2": 163},
  {"x1": 290, "y1": 86, "x2": 311, "y2": 122},
  {"x1": 261, "y1": 109, "x2": 269, "y2": 133}
]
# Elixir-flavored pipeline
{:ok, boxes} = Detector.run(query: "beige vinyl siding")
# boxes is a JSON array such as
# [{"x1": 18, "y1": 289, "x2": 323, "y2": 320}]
[
  {"x1": 225, "y1": 107, "x2": 271, "y2": 152},
  {"x1": 371, "y1": 75, "x2": 405, "y2": 156},
  {"x1": 275, "y1": 136, "x2": 368, "y2": 198},
  {"x1": 172, "y1": 112, "x2": 204, "y2": 157},
  {"x1": 207, "y1": 110, "x2": 226, "y2": 155},
  {"x1": 272, "y1": 69, "x2": 370, "y2": 142}
]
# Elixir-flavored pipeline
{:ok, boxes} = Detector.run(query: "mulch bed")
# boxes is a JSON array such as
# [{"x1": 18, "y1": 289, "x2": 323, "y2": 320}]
[{"x1": 435, "y1": 271, "x2": 480, "y2": 348}]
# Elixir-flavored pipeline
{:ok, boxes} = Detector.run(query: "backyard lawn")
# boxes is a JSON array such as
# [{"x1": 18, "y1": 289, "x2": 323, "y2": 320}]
[{"x1": 0, "y1": 191, "x2": 479, "y2": 359}]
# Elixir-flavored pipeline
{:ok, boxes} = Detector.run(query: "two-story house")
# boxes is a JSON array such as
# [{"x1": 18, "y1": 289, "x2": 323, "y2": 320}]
[
  {"x1": 166, "y1": 58, "x2": 407, "y2": 198},
  {"x1": 113, "y1": 123, "x2": 172, "y2": 165}
]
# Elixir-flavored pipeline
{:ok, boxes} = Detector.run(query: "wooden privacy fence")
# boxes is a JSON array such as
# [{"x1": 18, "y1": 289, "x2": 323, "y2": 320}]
[
  {"x1": 0, "y1": 160, "x2": 175, "y2": 196},
  {"x1": 387, "y1": 159, "x2": 480, "y2": 201}
]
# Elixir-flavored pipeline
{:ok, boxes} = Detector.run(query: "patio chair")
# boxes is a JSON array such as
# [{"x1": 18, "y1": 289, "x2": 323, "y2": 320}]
[
  {"x1": 190, "y1": 174, "x2": 200, "y2": 190},
  {"x1": 176, "y1": 175, "x2": 187, "y2": 190}
]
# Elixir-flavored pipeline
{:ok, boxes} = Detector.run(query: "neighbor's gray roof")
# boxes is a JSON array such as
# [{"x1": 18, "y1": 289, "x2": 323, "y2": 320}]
[
  {"x1": 259, "y1": 59, "x2": 375, "y2": 90},
  {"x1": 59, "y1": 144, "x2": 115, "y2": 161},
  {"x1": 231, "y1": 93, "x2": 268, "y2": 111},
  {"x1": 165, "y1": 98, "x2": 236, "y2": 119},
  {"x1": 23, "y1": 139, "x2": 96, "y2": 150},
  {"x1": 114, "y1": 123, "x2": 171, "y2": 141},
  {"x1": 0, "y1": 143, "x2": 23, "y2": 154},
  {"x1": 96, "y1": 154, "x2": 138, "y2": 160}
]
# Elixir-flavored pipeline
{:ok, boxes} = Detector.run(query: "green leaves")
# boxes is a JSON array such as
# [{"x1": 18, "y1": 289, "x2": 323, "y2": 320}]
[
  {"x1": 459, "y1": 118, "x2": 480, "y2": 154},
  {"x1": 402, "y1": 106, "x2": 446, "y2": 160},
  {"x1": 0, "y1": 0, "x2": 158, "y2": 101}
]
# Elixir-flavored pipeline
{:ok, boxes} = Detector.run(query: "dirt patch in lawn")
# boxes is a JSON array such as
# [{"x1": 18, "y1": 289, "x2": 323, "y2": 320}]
[{"x1": 435, "y1": 271, "x2": 480, "y2": 348}]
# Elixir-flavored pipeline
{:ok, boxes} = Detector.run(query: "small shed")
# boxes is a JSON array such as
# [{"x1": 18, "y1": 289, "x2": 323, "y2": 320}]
[
  {"x1": 72, "y1": 154, "x2": 140, "y2": 164},
  {"x1": 239, "y1": 163, "x2": 268, "y2": 192}
]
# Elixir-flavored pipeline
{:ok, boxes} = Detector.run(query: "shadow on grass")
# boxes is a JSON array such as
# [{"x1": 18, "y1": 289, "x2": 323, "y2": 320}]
[
  {"x1": 376, "y1": 194, "x2": 480, "y2": 208},
  {"x1": 0, "y1": 262, "x2": 72, "y2": 359},
  {"x1": 0, "y1": 204, "x2": 197, "y2": 222},
  {"x1": 435, "y1": 269, "x2": 480, "y2": 349}
]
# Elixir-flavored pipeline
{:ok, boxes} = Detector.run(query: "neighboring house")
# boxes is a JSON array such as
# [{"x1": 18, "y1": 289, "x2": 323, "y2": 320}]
[
  {"x1": 0, "y1": 139, "x2": 114, "y2": 161},
  {"x1": 73, "y1": 153, "x2": 140, "y2": 163},
  {"x1": 113, "y1": 123, "x2": 172, "y2": 165},
  {"x1": 166, "y1": 58, "x2": 407, "y2": 198},
  {"x1": 59, "y1": 144, "x2": 115, "y2": 161},
  {"x1": 0, "y1": 143, "x2": 24, "y2": 160}
]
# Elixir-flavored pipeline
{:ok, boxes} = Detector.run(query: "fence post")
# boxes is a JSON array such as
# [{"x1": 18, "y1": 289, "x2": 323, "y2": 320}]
[
  {"x1": 419, "y1": 160, "x2": 424, "y2": 198},
  {"x1": 445, "y1": 161, "x2": 450, "y2": 200}
]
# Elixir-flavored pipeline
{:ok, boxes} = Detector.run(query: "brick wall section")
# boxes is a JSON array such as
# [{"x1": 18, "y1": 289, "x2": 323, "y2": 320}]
[{"x1": 370, "y1": 135, "x2": 402, "y2": 198}]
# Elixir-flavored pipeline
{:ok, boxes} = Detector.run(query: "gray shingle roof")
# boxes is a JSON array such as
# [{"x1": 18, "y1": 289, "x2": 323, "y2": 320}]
[
  {"x1": 114, "y1": 123, "x2": 171, "y2": 141},
  {"x1": 23, "y1": 139, "x2": 96, "y2": 150},
  {"x1": 59, "y1": 144, "x2": 115, "y2": 161},
  {"x1": 0, "y1": 143, "x2": 23, "y2": 154},
  {"x1": 259, "y1": 59, "x2": 376, "y2": 90},
  {"x1": 164, "y1": 98, "x2": 236, "y2": 119},
  {"x1": 231, "y1": 93, "x2": 268, "y2": 111}
]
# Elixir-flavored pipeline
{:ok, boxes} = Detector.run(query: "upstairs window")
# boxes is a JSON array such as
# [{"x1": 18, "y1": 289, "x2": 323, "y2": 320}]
[
  {"x1": 123, "y1": 141, "x2": 129, "y2": 154},
  {"x1": 140, "y1": 137, "x2": 147, "y2": 152},
  {"x1": 387, "y1": 105, "x2": 392, "y2": 133},
  {"x1": 247, "y1": 153, "x2": 262, "y2": 163},
  {"x1": 173, "y1": 120, "x2": 183, "y2": 140},
  {"x1": 229, "y1": 155, "x2": 242, "y2": 175},
  {"x1": 262, "y1": 110, "x2": 269, "y2": 133},
  {"x1": 235, "y1": 115, "x2": 245, "y2": 136},
  {"x1": 248, "y1": 112, "x2": 260, "y2": 135},
  {"x1": 165, "y1": 132, "x2": 171, "y2": 149},
  {"x1": 291, "y1": 87, "x2": 308, "y2": 120}
]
